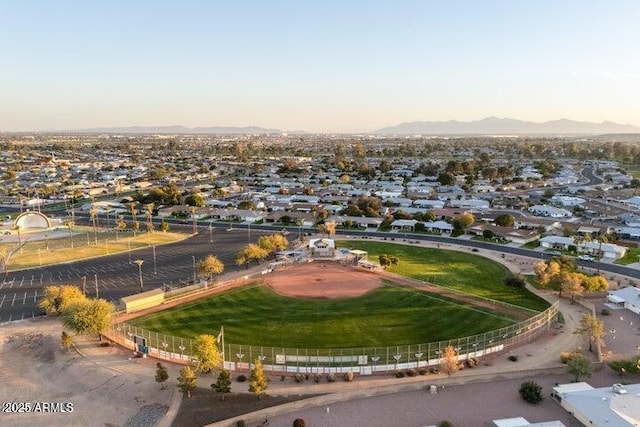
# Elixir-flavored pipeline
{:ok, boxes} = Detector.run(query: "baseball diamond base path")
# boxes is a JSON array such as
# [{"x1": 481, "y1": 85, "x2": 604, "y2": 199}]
[
  {"x1": 264, "y1": 261, "x2": 533, "y2": 320},
  {"x1": 264, "y1": 261, "x2": 382, "y2": 299}
]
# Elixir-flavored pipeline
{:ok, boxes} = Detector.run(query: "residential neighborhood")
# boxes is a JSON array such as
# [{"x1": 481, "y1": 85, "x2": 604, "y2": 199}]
[{"x1": 2, "y1": 134, "x2": 640, "y2": 266}]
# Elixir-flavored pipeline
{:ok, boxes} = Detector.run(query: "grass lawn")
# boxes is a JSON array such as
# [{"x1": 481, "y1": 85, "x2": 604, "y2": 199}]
[
  {"x1": 338, "y1": 240, "x2": 549, "y2": 312},
  {"x1": 1, "y1": 229, "x2": 189, "y2": 270},
  {"x1": 129, "y1": 283, "x2": 515, "y2": 348},
  {"x1": 614, "y1": 247, "x2": 640, "y2": 265}
]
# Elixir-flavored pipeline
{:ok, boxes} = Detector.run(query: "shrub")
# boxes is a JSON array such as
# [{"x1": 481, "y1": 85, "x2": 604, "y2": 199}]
[
  {"x1": 236, "y1": 375, "x2": 247, "y2": 383},
  {"x1": 508, "y1": 355, "x2": 518, "y2": 362},
  {"x1": 293, "y1": 419, "x2": 306, "y2": 427},
  {"x1": 327, "y1": 373, "x2": 336, "y2": 383},
  {"x1": 429, "y1": 368, "x2": 440, "y2": 374},
  {"x1": 465, "y1": 359, "x2": 475, "y2": 368},
  {"x1": 519, "y1": 381, "x2": 543, "y2": 404},
  {"x1": 314, "y1": 374, "x2": 322, "y2": 383},
  {"x1": 395, "y1": 371, "x2": 405, "y2": 378},
  {"x1": 344, "y1": 372, "x2": 354, "y2": 382},
  {"x1": 601, "y1": 308, "x2": 610, "y2": 316},
  {"x1": 418, "y1": 368, "x2": 429, "y2": 375},
  {"x1": 609, "y1": 357, "x2": 640, "y2": 375},
  {"x1": 560, "y1": 352, "x2": 573, "y2": 364},
  {"x1": 438, "y1": 421, "x2": 453, "y2": 427},
  {"x1": 293, "y1": 373, "x2": 304, "y2": 383},
  {"x1": 406, "y1": 368, "x2": 418, "y2": 377},
  {"x1": 236, "y1": 421, "x2": 246, "y2": 427},
  {"x1": 100, "y1": 342, "x2": 111, "y2": 347},
  {"x1": 504, "y1": 274, "x2": 526, "y2": 288}
]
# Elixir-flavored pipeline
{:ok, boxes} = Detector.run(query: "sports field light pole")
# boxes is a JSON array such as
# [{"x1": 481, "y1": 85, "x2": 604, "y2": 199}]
[
  {"x1": 191, "y1": 256, "x2": 197, "y2": 283},
  {"x1": 134, "y1": 259, "x2": 144, "y2": 291},
  {"x1": 94, "y1": 274, "x2": 99, "y2": 298},
  {"x1": 152, "y1": 245, "x2": 157, "y2": 275}
]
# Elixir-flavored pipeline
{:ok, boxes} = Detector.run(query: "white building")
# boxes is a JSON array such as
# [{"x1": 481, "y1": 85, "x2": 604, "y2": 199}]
[
  {"x1": 607, "y1": 287, "x2": 640, "y2": 315},
  {"x1": 552, "y1": 382, "x2": 640, "y2": 426},
  {"x1": 528, "y1": 205, "x2": 573, "y2": 218}
]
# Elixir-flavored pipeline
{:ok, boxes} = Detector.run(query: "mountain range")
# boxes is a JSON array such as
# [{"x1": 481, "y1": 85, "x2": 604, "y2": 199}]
[{"x1": 374, "y1": 117, "x2": 640, "y2": 135}]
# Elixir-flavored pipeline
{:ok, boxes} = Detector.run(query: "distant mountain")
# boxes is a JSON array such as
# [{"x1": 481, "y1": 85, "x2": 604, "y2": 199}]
[
  {"x1": 374, "y1": 117, "x2": 640, "y2": 135},
  {"x1": 59, "y1": 125, "x2": 286, "y2": 134}
]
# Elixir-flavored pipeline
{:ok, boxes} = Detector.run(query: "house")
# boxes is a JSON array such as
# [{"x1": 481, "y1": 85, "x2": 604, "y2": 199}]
[
  {"x1": 607, "y1": 287, "x2": 640, "y2": 315},
  {"x1": 493, "y1": 418, "x2": 566, "y2": 427},
  {"x1": 423, "y1": 220, "x2": 454, "y2": 234},
  {"x1": 468, "y1": 224, "x2": 540, "y2": 245},
  {"x1": 449, "y1": 198, "x2": 491, "y2": 211},
  {"x1": 539, "y1": 236, "x2": 574, "y2": 251},
  {"x1": 552, "y1": 382, "x2": 640, "y2": 426},
  {"x1": 528, "y1": 205, "x2": 573, "y2": 218},
  {"x1": 308, "y1": 238, "x2": 335, "y2": 257},
  {"x1": 390, "y1": 219, "x2": 417, "y2": 231},
  {"x1": 328, "y1": 215, "x2": 383, "y2": 229}
]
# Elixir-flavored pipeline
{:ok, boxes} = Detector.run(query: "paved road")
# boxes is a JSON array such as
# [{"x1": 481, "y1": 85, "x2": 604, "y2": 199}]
[
  {"x1": 0, "y1": 227, "x2": 272, "y2": 323},
  {"x1": 2, "y1": 221, "x2": 638, "y2": 323}
]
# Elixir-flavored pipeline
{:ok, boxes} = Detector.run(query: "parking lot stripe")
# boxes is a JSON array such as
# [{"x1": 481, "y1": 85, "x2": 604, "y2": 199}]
[
  {"x1": 0, "y1": 294, "x2": 5, "y2": 308},
  {"x1": 11, "y1": 293, "x2": 16, "y2": 306}
]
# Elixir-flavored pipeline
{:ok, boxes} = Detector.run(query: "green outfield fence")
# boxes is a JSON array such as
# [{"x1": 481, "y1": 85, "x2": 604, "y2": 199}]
[{"x1": 105, "y1": 301, "x2": 559, "y2": 375}]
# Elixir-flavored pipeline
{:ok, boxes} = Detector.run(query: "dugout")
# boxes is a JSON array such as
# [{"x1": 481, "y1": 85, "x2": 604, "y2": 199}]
[{"x1": 120, "y1": 288, "x2": 164, "y2": 313}]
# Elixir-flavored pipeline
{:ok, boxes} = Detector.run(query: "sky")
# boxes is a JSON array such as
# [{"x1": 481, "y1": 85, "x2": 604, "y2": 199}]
[{"x1": 1, "y1": 1, "x2": 639, "y2": 133}]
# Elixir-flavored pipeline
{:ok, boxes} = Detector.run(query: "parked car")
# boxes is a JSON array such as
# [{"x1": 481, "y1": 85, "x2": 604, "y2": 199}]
[{"x1": 577, "y1": 255, "x2": 596, "y2": 261}]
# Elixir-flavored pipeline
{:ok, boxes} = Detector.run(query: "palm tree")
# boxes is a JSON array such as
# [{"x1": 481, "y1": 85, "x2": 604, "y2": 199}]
[
  {"x1": 88, "y1": 206, "x2": 98, "y2": 245},
  {"x1": 104, "y1": 207, "x2": 112, "y2": 231},
  {"x1": 128, "y1": 202, "x2": 139, "y2": 237},
  {"x1": 65, "y1": 220, "x2": 75, "y2": 248},
  {"x1": 190, "y1": 206, "x2": 198, "y2": 235},
  {"x1": 596, "y1": 234, "x2": 608, "y2": 274},
  {"x1": 144, "y1": 203, "x2": 155, "y2": 233}
]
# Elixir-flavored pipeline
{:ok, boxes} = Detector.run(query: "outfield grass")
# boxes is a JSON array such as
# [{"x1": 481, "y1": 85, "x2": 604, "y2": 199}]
[
  {"x1": 129, "y1": 283, "x2": 516, "y2": 348},
  {"x1": 339, "y1": 240, "x2": 550, "y2": 312}
]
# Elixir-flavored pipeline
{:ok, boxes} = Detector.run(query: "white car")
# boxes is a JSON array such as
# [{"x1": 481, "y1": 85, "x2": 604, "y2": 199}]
[{"x1": 577, "y1": 255, "x2": 595, "y2": 261}]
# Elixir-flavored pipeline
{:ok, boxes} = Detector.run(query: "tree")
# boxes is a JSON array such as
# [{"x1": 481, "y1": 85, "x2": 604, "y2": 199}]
[
  {"x1": 185, "y1": 192, "x2": 205, "y2": 207},
  {"x1": 60, "y1": 331, "x2": 73, "y2": 352},
  {"x1": 437, "y1": 172, "x2": 455, "y2": 186},
  {"x1": 128, "y1": 202, "x2": 139, "y2": 236},
  {"x1": 197, "y1": 255, "x2": 225, "y2": 281},
  {"x1": 144, "y1": 203, "x2": 155, "y2": 233},
  {"x1": 192, "y1": 334, "x2": 223, "y2": 374},
  {"x1": 560, "y1": 272, "x2": 583, "y2": 303},
  {"x1": 116, "y1": 215, "x2": 126, "y2": 240},
  {"x1": 61, "y1": 298, "x2": 113, "y2": 340},
  {"x1": 160, "y1": 220, "x2": 170, "y2": 232},
  {"x1": 575, "y1": 313, "x2": 605, "y2": 353},
  {"x1": 65, "y1": 219, "x2": 75, "y2": 248},
  {"x1": 212, "y1": 369, "x2": 232, "y2": 401},
  {"x1": 318, "y1": 220, "x2": 336, "y2": 237},
  {"x1": 519, "y1": 381, "x2": 543, "y2": 404},
  {"x1": 237, "y1": 200, "x2": 256, "y2": 210},
  {"x1": 439, "y1": 345, "x2": 460, "y2": 377},
  {"x1": 88, "y1": 205, "x2": 99, "y2": 245},
  {"x1": 494, "y1": 214, "x2": 515, "y2": 227},
  {"x1": 155, "y1": 362, "x2": 169, "y2": 390},
  {"x1": 258, "y1": 234, "x2": 289, "y2": 254},
  {"x1": 39, "y1": 285, "x2": 87, "y2": 315},
  {"x1": 567, "y1": 351, "x2": 592, "y2": 382},
  {"x1": 249, "y1": 359, "x2": 268, "y2": 400},
  {"x1": 237, "y1": 244, "x2": 269, "y2": 265},
  {"x1": 378, "y1": 254, "x2": 398, "y2": 269},
  {"x1": 177, "y1": 366, "x2": 197, "y2": 398}
]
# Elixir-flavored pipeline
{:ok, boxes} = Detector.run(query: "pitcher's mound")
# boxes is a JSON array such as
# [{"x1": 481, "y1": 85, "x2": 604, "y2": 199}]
[{"x1": 265, "y1": 262, "x2": 382, "y2": 299}]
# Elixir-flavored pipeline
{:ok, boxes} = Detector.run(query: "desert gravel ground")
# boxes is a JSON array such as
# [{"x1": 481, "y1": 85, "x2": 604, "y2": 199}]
[{"x1": 0, "y1": 317, "x2": 174, "y2": 427}]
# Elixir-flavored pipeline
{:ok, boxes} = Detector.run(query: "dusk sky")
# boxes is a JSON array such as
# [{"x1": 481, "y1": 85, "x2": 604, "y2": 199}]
[{"x1": 2, "y1": 1, "x2": 639, "y2": 133}]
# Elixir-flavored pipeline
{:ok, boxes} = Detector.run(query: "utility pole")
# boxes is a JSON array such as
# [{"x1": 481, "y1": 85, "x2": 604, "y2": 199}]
[{"x1": 94, "y1": 274, "x2": 98, "y2": 298}]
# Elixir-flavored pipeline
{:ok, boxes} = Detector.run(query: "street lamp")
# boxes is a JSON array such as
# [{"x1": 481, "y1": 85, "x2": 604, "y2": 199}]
[
  {"x1": 179, "y1": 345, "x2": 186, "y2": 361},
  {"x1": 208, "y1": 220, "x2": 213, "y2": 243},
  {"x1": 192, "y1": 256, "x2": 197, "y2": 283},
  {"x1": 162, "y1": 342, "x2": 169, "y2": 357},
  {"x1": 134, "y1": 259, "x2": 144, "y2": 291}
]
